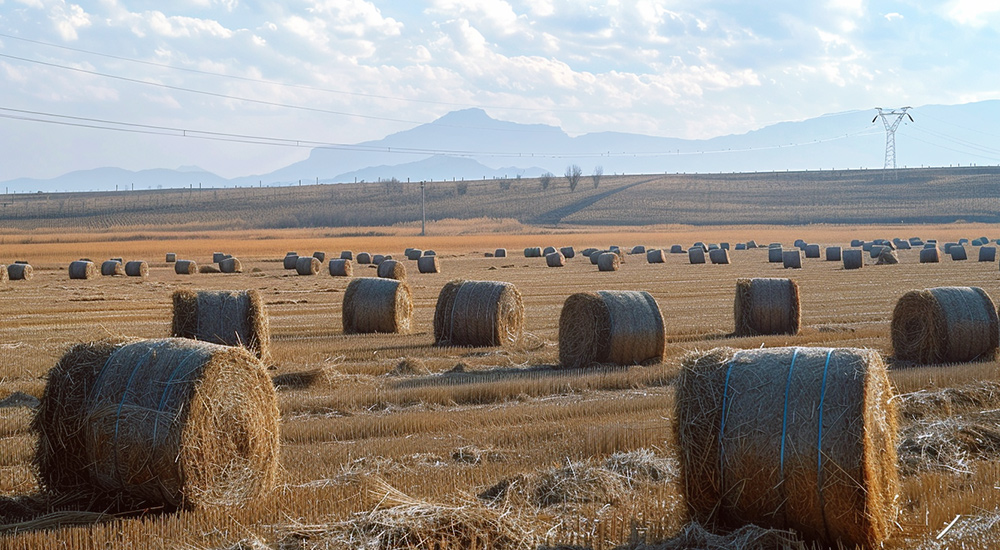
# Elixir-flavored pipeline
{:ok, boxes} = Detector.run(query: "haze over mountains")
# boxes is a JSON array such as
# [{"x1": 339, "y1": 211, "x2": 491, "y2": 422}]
[{"x1": 5, "y1": 101, "x2": 999, "y2": 193}]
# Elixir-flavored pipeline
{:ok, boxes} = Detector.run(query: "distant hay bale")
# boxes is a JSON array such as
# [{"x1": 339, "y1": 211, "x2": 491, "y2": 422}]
[
  {"x1": 424, "y1": 250, "x2": 436, "y2": 256},
  {"x1": 949, "y1": 246, "x2": 968, "y2": 260},
  {"x1": 175, "y1": 260, "x2": 198, "y2": 275},
  {"x1": 598, "y1": 252, "x2": 621, "y2": 271},
  {"x1": 720, "y1": 242, "x2": 730, "y2": 250},
  {"x1": 876, "y1": 248, "x2": 899, "y2": 265},
  {"x1": 803, "y1": 244, "x2": 820, "y2": 258},
  {"x1": 101, "y1": 260, "x2": 125, "y2": 276},
  {"x1": 980, "y1": 246, "x2": 997, "y2": 262},
  {"x1": 708, "y1": 244, "x2": 720, "y2": 250},
  {"x1": 340, "y1": 251, "x2": 353, "y2": 260},
  {"x1": 356, "y1": 253, "x2": 373, "y2": 264},
  {"x1": 542, "y1": 246, "x2": 556, "y2": 256},
  {"x1": 372, "y1": 254, "x2": 387, "y2": 265},
  {"x1": 295, "y1": 256, "x2": 321, "y2": 275},
  {"x1": 68, "y1": 260, "x2": 98, "y2": 280},
  {"x1": 125, "y1": 261, "x2": 149, "y2": 278},
  {"x1": 377, "y1": 259, "x2": 407, "y2": 280},
  {"x1": 943, "y1": 242, "x2": 958, "y2": 254},
  {"x1": 850, "y1": 239, "x2": 864, "y2": 247},
  {"x1": 862, "y1": 242, "x2": 875, "y2": 252},
  {"x1": 581, "y1": 247, "x2": 599, "y2": 257},
  {"x1": 919, "y1": 248, "x2": 940, "y2": 263},
  {"x1": 768, "y1": 243, "x2": 781, "y2": 248},
  {"x1": 646, "y1": 249, "x2": 665, "y2": 263},
  {"x1": 558, "y1": 290, "x2": 664, "y2": 369},
  {"x1": 199, "y1": 264, "x2": 221, "y2": 274},
  {"x1": 688, "y1": 247, "x2": 706, "y2": 264},
  {"x1": 923, "y1": 242, "x2": 937, "y2": 249},
  {"x1": 676, "y1": 346, "x2": 899, "y2": 549},
  {"x1": 891, "y1": 286, "x2": 999, "y2": 364},
  {"x1": 630, "y1": 245, "x2": 646, "y2": 254},
  {"x1": 793, "y1": 238, "x2": 806, "y2": 249},
  {"x1": 523, "y1": 247, "x2": 542, "y2": 258},
  {"x1": 896, "y1": 241, "x2": 912, "y2": 250},
  {"x1": 589, "y1": 251, "x2": 604, "y2": 265},
  {"x1": 708, "y1": 248, "x2": 730, "y2": 264},
  {"x1": 782, "y1": 249, "x2": 801, "y2": 269},
  {"x1": 545, "y1": 252, "x2": 565, "y2": 267},
  {"x1": 212, "y1": 252, "x2": 226, "y2": 263},
  {"x1": 484, "y1": 252, "x2": 494, "y2": 258},
  {"x1": 7, "y1": 263, "x2": 32, "y2": 281},
  {"x1": 733, "y1": 278, "x2": 800, "y2": 336},
  {"x1": 342, "y1": 278, "x2": 413, "y2": 334},
  {"x1": 735, "y1": 243, "x2": 746, "y2": 251},
  {"x1": 825, "y1": 246, "x2": 842, "y2": 261},
  {"x1": 670, "y1": 245, "x2": 683, "y2": 253},
  {"x1": 768, "y1": 247, "x2": 783, "y2": 263},
  {"x1": 406, "y1": 249, "x2": 423, "y2": 260},
  {"x1": 418, "y1": 255, "x2": 441, "y2": 273},
  {"x1": 312, "y1": 251, "x2": 325, "y2": 262},
  {"x1": 329, "y1": 258, "x2": 353, "y2": 277},
  {"x1": 33, "y1": 337, "x2": 279, "y2": 511},
  {"x1": 434, "y1": 280, "x2": 524, "y2": 347},
  {"x1": 609, "y1": 245, "x2": 621, "y2": 253},
  {"x1": 494, "y1": 248, "x2": 507, "y2": 258},
  {"x1": 172, "y1": 289, "x2": 270, "y2": 360},
  {"x1": 842, "y1": 249, "x2": 864, "y2": 270},
  {"x1": 219, "y1": 257, "x2": 242, "y2": 273},
  {"x1": 746, "y1": 240, "x2": 758, "y2": 248},
  {"x1": 559, "y1": 246, "x2": 575, "y2": 258},
  {"x1": 869, "y1": 245, "x2": 884, "y2": 259},
  {"x1": 693, "y1": 242, "x2": 707, "y2": 251},
  {"x1": 283, "y1": 254, "x2": 298, "y2": 269},
  {"x1": 166, "y1": 253, "x2": 176, "y2": 263}
]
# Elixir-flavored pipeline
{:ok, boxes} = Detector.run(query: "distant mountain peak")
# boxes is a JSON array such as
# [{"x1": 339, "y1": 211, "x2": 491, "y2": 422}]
[{"x1": 431, "y1": 108, "x2": 494, "y2": 126}]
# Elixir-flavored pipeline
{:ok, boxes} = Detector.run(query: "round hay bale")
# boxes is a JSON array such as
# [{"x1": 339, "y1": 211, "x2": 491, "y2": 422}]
[
  {"x1": 171, "y1": 289, "x2": 270, "y2": 361},
  {"x1": 923, "y1": 242, "x2": 937, "y2": 249},
  {"x1": 891, "y1": 286, "x2": 999, "y2": 364},
  {"x1": 523, "y1": 247, "x2": 542, "y2": 258},
  {"x1": 282, "y1": 254, "x2": 298, "y2": 269},
  {"x1": 735, "y1": 243, "x2": 746, "y2": 251},
  {"x1": 175, "y1": 260, "x2": 198, "y2": 275},
  {"x1": 340, "y1": 251, "x2": 353, "y2": 261},
  {"x1": 219, "y1": 257, "x2": 242, "y2": 273},
  {"x1": 692, "y1": 242, "x2": 707, "y2": 252},
  {"x1": 101, "y1": 260, "x2": 125, "y2": 276},
  {"x1": 646, "y1": 249, "x2": 665, "y2": 263},
  {"x1": 869, "y1": 245, "x2": 885, "y2": 259},
  {"x1": 406, "y1": 249, "x2": 423, "y2": 260},
  {"x1": 768, "y1": 243, "x2": 781, "y2": 249},
  {"x1": 68, "y1": 260, "x2": 98, "y2": 280},
  {"x1": 676, "y1": 346, "x2": 899, "y2": 548},
  {"x1": 589, "y1": 251, "x2": 604, "y2": 265},
  {"x1": 670, "y1": 245, "x2": 683, "y2": 254},
  {"x1": 494, "y1": 248, "x2": 507, "y2": 258},
  {"x1": 8, "y1": 263, "x2": 33, "y2": 281},
  {"x1": 709, "y1": 248, "x2": 730, "y2": 265},
  {"x1": 708, "y1": 243, "x2": 720, "y2": 251},
  {"x1": 782, "y1": 250, "x2": 801, "y2": 269},
  {"x1": 0, "y1": 265, "x2": 7, "y2": 283},
  {"x1": 295, "y1": 256, "x2": 321, "y2": 275},
  {"x1": 720, "y1": 242, "x2": 730, "y2": 250},
  {"x1": 919, "y1": 247, "x2": 940, "y2": 263},
  {"x1": 377, "y1": 259, "x2": 407, "y2": 280},
  {"x1": 418, "y1": 255, "x2": 441, "y2": 273},
  {"x1": 373, "y1": 254, "x2": 388, "y2": 265},
  {"x1": 793, "y1": 238, "x2": 806, "y2": 249},
  {"x1": 981, "y1": 246, "x2": 998, "y2": 262},
  {"x1": 803, "y1": 244, "x2": 820, "y2": 258},
  {"x1": 876, "y1": 248, "x2": 899, "y2": 265},
  {"x1": 598, "y1": 252, "x2": 621, "y2": 271},
  {"x1": 850, "y1": 239, "x2": 863, "y2": 247},
  {"x1": 423, "y1": 250, "x2": 436, "y2": 256},
  {"x1": 433, "y1": 280, "x2": 524, "y2": 347},
  {"x1": 747, "y1": 240, "x2": 759, "y2": 249},
  {"x1": 959, "y1": 238, "x2": 970, "y2": 245},
  {"x1": 342, "y1": 278, "x2": 412, "y2": 334},
  {"x1": 312, "y1": 251, "x2": 326, "y2": 262},
  {"x1": 581, "y1": 248, "x2": 598, "y2": 257},
  {"x1": 825, "y1": 246, "x2": 842, "y2": 261},
  {"x1": 545, "y1": 252, "x2": 565, "y2": 268},
  {"x1": 542, "y1": 246, "x2": 556, "y2": 256},
  {"x1": 124, "y1": 261, "x2": 149, "y2": 277},
  {"x1": 949, "y1": 245, "x2": 968, "y2": 261},
  {"x1": 33, "y1": 337, "x2": 279, "y2": 511},
  {"x1": 842, "y1": 249, "x2": 864, "y2": 270},
  {"x1": 733, "y1": 278, "x2": 800, "y2": 336},
  {"x1": 688, "y1": 247, "x2": 706, "y2": 264},
  {"x1": 768, "y1": 247, "x2": 784, "y2": 263},
  {"x1": 212, "y1": 253, "x2": 226, "y2": 263},
  {"x1": 329, "y1": 258, "x2": 353, "y2": 277},
  {"x1": 896, "y1": 241, "x2": 912, "y2": 250},
  {"x1": 484, "y1": 252, "x2": 494, "y2": 258},
  {"x1": 609, "y1": 245, "x2": 622, "y2": 253},
  {"x1": 943, "y1": 242, "x2": 958, "y2": 254},
  {"x1": 630, "y1": 245, "x2": 646, "y2": 255},
  {"x1": 558, "y1": 291, "x2": 665, "y2": 369},
  {"x1": 560, "y1": 246, "x2": 575, "y2": 259},
  {"x1": 356, "y1": 252, "x2": 372, "y2": 264},
  {"x1": 166, "y1": 253, "x2": 176, "y2": 263}
]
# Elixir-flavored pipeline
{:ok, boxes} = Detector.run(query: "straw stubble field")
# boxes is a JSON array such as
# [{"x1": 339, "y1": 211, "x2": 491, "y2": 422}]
[{"x1": 3, "y1": 227, "x2": 1000, "y2": 548}]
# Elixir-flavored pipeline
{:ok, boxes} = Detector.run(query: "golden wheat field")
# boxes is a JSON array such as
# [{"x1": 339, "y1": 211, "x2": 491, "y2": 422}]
[{"x1": 3, "y1": 222, "x2": 1000, "y2": 549}]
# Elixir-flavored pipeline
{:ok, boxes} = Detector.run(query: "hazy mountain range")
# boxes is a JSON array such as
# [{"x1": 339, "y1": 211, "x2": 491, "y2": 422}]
[{"x1": 5, "y1": 101, "x2": 999, "y2": 193}]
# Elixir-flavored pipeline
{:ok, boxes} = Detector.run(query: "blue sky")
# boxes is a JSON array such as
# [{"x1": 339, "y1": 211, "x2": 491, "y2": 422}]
[{"x1": 1, "y1": 0, "x2": 998, "y2": 181}]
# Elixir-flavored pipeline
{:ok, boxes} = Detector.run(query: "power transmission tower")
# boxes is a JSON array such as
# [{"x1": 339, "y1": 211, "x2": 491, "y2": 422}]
[{"x1": 872, "y1": 107, "x2": 913, "y2": 172}]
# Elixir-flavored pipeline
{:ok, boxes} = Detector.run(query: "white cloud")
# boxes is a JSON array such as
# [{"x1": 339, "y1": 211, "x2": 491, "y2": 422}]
[
  {"x1": 143, "y1": 12, "x2": 234, "y2": 39},
  {"x1": 884, "y1": 12, "x2": 903, "y2": 21},
  {"x1": 946, "y1": 0, "x2": 1000, "y2": 27}
]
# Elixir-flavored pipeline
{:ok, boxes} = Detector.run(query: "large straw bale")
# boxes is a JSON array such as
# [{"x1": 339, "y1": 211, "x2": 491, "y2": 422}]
[
  {"x1": 101, "y1": 260, "x2": 125, "y2": 276},
  {"x1": 434, "y1": 280, "x2": 524, "y2": 347},
  {"x1": 949, "y1": 246, "x2": 968, "y2": 260},
  {"x1": 919, "y1": 247, "x2": 940, "y2": 263},
  {"x1": 545, "y1": 252, "x2": 564, "y2": 267},
  {"x1": 768, "y1": 247, "x2": 783, "y2": 263},
  {"x1": 329, "y1": 259, "x2": 353, "y2": 277},
  {"x1": 542, "y1": 246, "x2": 556, "y2": 256},
  {"x1": 377, "y1": 259, "x2": 407, "y2": 280},
  {"x1": 646, "y1": 249, "x2": 666, "y2": 263},
  {"x1": 68, "y1": 260, "x2": 98, "y2": 280},
  {"x1": 219, "y1": 257, "x2": 242, "y2": 273},
  {"x1": 175, "y1": 260, "x2": 198, "y2": 275},
  {"x1": 283, "y1": 254, "x2": 298, "y2": 269},
  {"x1": 589, "y1": 251, "x2": 604, "y2": 265},
  {"x1": 803, "y1": 244, "x2": 820, "y2": 258},
  {"x1": 295, "y1": 255, "x2": 321, "y2": 275},
  {"x1": 342, "y1": 278, "x2": 413, "y2": 334},
  {"x1": 825, "y1": 246, "x2": 842, "y2": 261},
  {"x1": 172, "y1": 289, "x2": 270, "y2": 361},
  {"x1": 980, "y1": 246, "x2": 997, "y2": 262},
  {"x1": 33, "y1": 337, "x2": 279, "y2": 511},
  {"x1": 733, "y1": 278, "x2": 800, "y2": 336},
  {"x1": 356, "y1": 252, "x2": 373, "y2": 264},
  {"x1": 689, "y1": 247, "x2": 706, "y2": 264},
  {"x1": 8, "y1": 263, "x2": 33, "y2": 281},
  {"x1": 558, "y1": 290, "x2": 664, "y2": 369},
  {"x1": 708, "y1": 248, "x2": 730, "y2": 264},
  {"x1": 676, "y1": 346, "x2": 899, "y2": 549},
  {"x1": 842, "y1": 249, "x2": 864, "y2": 270},
  {"x1": 598, "y1": 252, "x2": 621, "y2": 271},
  {"x1": 559, "y1": 246, "x2": 575, "y2": 259},
  {"x1": 124, "y1": 261, "x2": 149, "y2": 278},
  {"x1": 782, "y1": 250, "x2": 801, "y2": 269},
  {"x1": 340, "y1": 251, "x2": 353, "y2": 260},
  {"x1": 891, "y1": 286, "x2": 999, "y2": 364},
  {"x1": 418, "y1": 255, "x2": 441, "y2": 273}
]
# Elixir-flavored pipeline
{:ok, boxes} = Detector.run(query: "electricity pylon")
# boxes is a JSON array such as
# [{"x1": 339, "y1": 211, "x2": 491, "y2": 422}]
[{"x1": 873, "y1": 107, "x2": 913, "y2": 171}]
